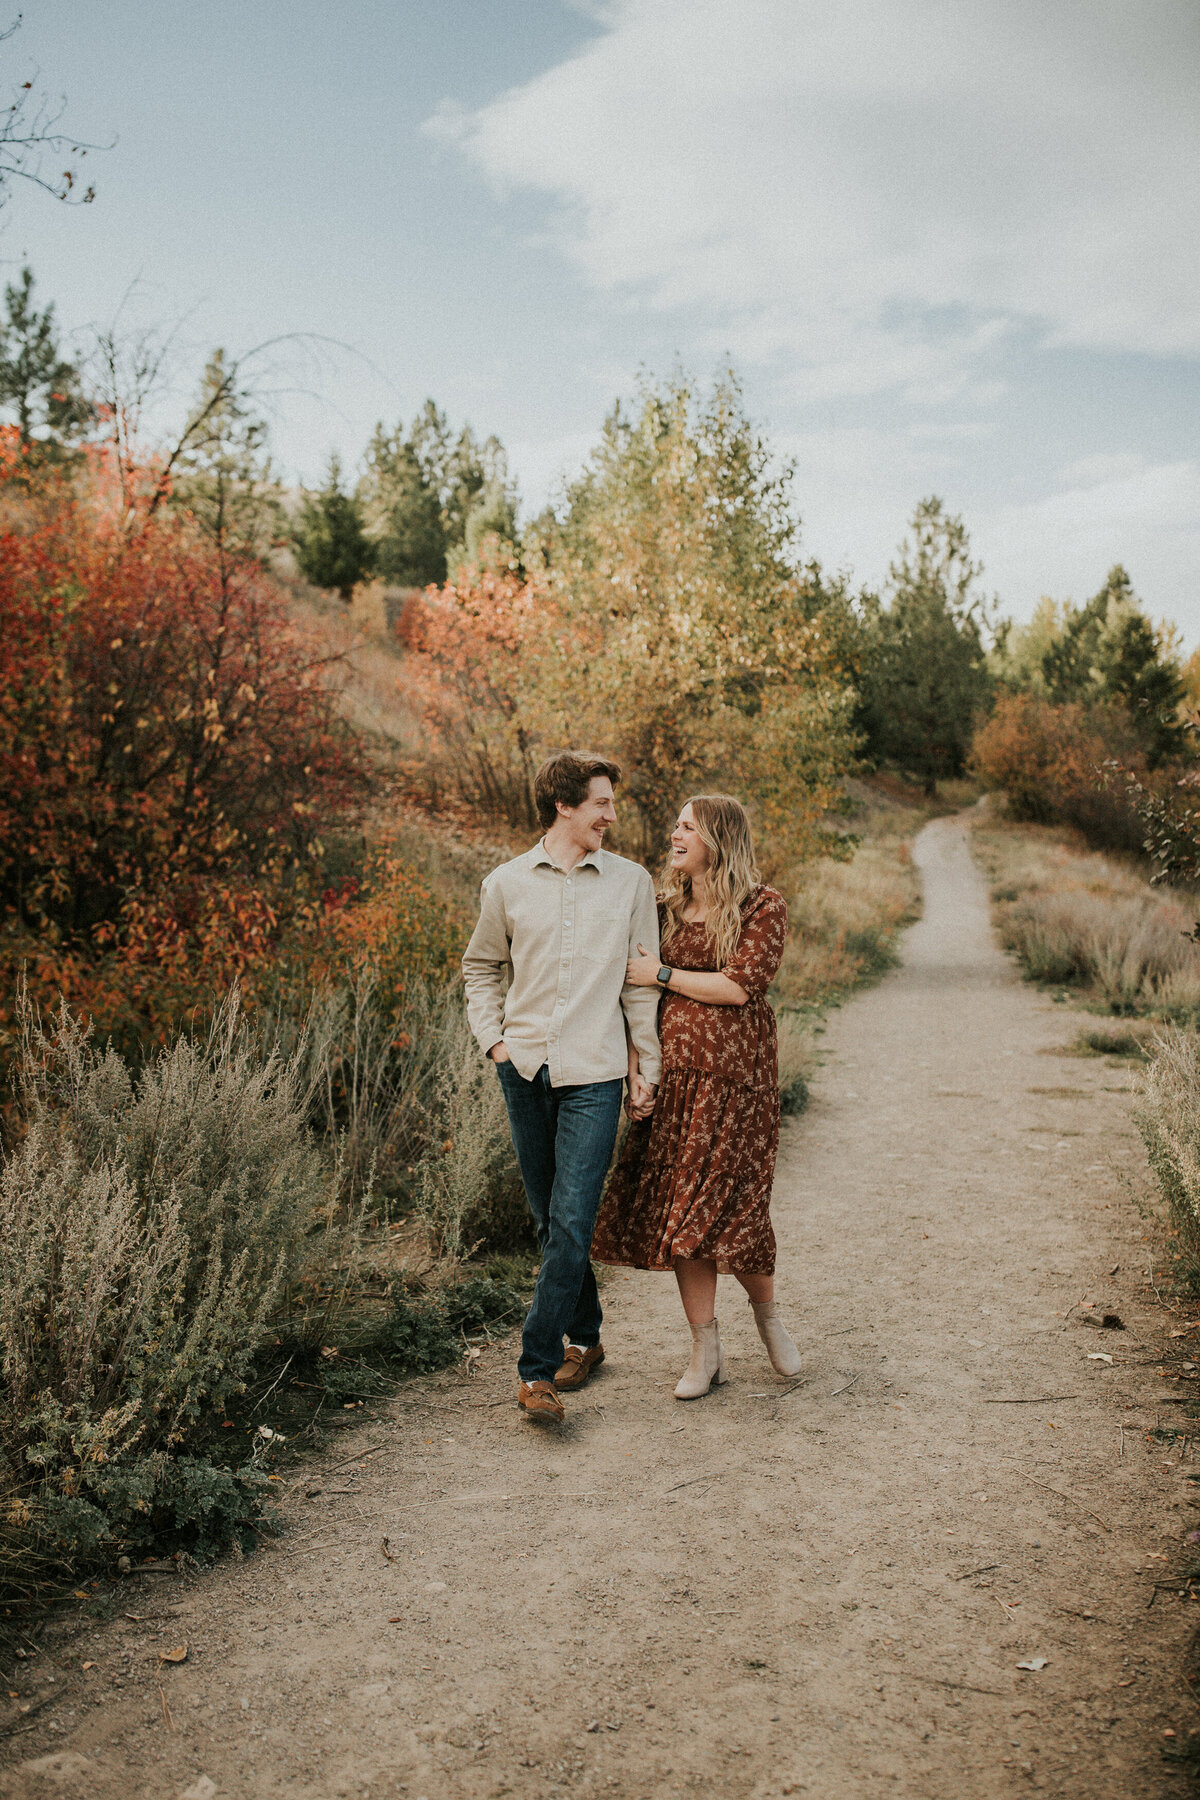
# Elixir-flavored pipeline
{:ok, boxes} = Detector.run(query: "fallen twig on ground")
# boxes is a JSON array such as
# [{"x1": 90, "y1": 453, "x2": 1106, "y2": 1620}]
[
  {"x1": 983, "y1": 1395, "x2": 1080, "y2": 1405},
  {"x1": 1025, "y1": 1475, "x2": 1109, "y2": 1532}
]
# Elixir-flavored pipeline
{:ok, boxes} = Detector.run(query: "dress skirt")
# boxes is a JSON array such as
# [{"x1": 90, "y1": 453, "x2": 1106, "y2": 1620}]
[
  {"x1": 591, "y1": 885, "x2": 789, "y2": 1278},
  {"x1": 592, "y1": 1071, "x2": 778, "y2": 1273}
]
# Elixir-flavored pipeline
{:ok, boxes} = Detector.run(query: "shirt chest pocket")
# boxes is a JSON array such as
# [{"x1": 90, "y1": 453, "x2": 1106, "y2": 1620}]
[{"x1": 580, "y1": 907, "x2": 628, "y2": 966}]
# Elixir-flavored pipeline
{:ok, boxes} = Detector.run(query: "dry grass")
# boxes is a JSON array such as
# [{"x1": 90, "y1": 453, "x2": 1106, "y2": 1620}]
[
  {"x1": 1138, "y1": 1027, "x2": 1200, "y2": 1286},
  {"x1": 974, "y1": 818, "x2": 1200, "y2": 1022},
  {"x1": 775, "y1": 801, "x2": 924, "y2": 1008},
  {"x1": 288, "y1": 584, "x2": 426, "y2": 763}
]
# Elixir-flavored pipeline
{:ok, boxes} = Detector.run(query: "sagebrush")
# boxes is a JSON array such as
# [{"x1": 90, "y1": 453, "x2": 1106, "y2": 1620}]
[{"x1": 0, "y1": 989, "x2": 325, "y2": 1569}]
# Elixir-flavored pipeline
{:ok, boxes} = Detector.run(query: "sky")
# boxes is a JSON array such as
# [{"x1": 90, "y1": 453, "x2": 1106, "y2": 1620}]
[{"x1": 5, "y1": 0, "x2": 1199, "y2": 637}]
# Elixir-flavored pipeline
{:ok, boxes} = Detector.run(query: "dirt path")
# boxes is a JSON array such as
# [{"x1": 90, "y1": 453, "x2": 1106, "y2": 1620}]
[{"x1": 5, "y1": 814, "x2": 1198, "y2": 1800}]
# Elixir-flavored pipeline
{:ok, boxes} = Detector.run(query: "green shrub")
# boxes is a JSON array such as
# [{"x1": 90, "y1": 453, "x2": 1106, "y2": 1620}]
[
  {"x1": 382, "y1": 1293, "x2": 461, "y2": 1373},
  {"x1": 40, "y1": 1456, "x2": 274, "y2": 1564},
  {"x1": 443, "y1": 1273, "x2": 527, "y2": 1335},
  {"x1": 0, "y1": 989, "x2": 325, "y2": 1574},
  {"x1": 381, "y1": 1272, "x2": 529, "y2": 1374}
]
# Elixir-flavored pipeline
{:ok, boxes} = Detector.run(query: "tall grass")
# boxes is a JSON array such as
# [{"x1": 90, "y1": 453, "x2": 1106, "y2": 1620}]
[
  {"x1": 0, "y1": 978, "x2": 534, "y2": 1593},
  {"x1": 1138, "y1": 1029, "x2": 1200, "y2": 1287},
  {"x1": 977, "y1": 819, "x2": 1200, "y2": 1021},
  {"x1": 775, "y1": 802, "x2": 923, "y2": 1006},
  {"x1": 413, "y1": 1007, "x2": 528, "y2": 1258}
]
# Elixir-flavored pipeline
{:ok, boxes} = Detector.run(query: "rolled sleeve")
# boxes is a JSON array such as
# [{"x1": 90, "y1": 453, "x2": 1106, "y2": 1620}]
[
  {"x1": 721, "y1": 890, "x2": 789, "y2": 998},
  {"x1": 621, "y1": 868, "x2": 663, "y2": 1085}
]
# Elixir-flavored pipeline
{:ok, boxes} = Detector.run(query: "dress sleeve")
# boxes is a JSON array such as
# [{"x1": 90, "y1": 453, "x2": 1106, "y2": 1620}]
[{"x1": 721, "y1": 888, "x2": 788, "y2": 997}]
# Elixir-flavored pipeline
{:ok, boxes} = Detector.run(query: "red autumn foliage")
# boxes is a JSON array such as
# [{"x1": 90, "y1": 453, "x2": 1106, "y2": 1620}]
[{"x1": 0, "y1": 435, "x2": 373, "y2": 1052}]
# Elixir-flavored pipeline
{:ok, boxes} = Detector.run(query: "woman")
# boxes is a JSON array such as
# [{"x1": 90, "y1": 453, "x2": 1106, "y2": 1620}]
[{"x1": 592, "y1": 794, "x2": 802, "y2": 1398}]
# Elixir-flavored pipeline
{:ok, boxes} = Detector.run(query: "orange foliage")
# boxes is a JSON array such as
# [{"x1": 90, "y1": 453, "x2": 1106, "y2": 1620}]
[
  {"x1": 970, "y1": 692, "x2": 1151, "y2": 852},
  {"x1": 400, "y1": 565, "x2": 583, "y2": 827}
]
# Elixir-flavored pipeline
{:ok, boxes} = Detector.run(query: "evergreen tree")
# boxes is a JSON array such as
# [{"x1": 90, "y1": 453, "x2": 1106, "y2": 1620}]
[
  {"x1": 360, "y1": 399, "x2": 518, "y2": 584},
  {"x1": 1042, "y1": 565, "x2": 1185, "y2": 765},
  {"x1": 857, "y1": 497, "x2": 992, "y2": 794},
  {"x1": 171, "y1": 349, "x2": 282, "y2": 566},
  {"x1": 0, "y1": 266, "x2": 92, "y2": 452},
  {"x1": 293, "y1": 455, "x2": 375, "y2": 601},
  {"x1": 360, "y1": 423, "x2": 445, "y2": 586}
]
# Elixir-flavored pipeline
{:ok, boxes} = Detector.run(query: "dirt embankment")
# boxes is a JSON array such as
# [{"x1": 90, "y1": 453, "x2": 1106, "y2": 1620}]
[{"x1": 3, "y1": 814, "x2": 1196, "y2": 1800}]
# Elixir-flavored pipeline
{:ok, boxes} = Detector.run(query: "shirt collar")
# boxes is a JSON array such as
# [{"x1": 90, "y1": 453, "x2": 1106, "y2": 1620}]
[{"x1": 531, "y1": 837, "x2": 603, "y2": 873}]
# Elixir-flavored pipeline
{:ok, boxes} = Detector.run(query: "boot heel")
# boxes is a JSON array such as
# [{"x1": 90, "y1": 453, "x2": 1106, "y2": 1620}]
[
  {"x1": 750, "y1": 1298, "x2": 802, "y2": 1378},
  {"x1": 674, "y1": 1318, "x2": 726, "y2": 1400}
]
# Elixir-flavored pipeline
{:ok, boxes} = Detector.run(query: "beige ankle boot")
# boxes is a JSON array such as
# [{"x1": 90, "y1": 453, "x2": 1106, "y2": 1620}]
[
  {"x1": 674, "y1": 1319, "x2": 728, "y2": 1400},
  {"x1": 751, "y1": 1299, "x2": 802, "y2": 1377}
]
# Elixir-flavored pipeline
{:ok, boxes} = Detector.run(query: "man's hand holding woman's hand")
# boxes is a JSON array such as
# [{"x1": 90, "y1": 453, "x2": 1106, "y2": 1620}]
[
  {"x1": 626, "y1": 1071, "x2": 657, "y2": 1121},
  {"x1": 489, "y1": 1041, "x2": 511, "y2": 1064}
]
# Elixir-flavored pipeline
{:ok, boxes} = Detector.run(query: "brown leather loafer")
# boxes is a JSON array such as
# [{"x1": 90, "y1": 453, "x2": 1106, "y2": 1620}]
[
  {"x1": 518, "y1": 1380, "x2": 565, "y2": 1423},
  {"x1": 554, "y1": 1343, "x2": 605, "y2": 1391}
]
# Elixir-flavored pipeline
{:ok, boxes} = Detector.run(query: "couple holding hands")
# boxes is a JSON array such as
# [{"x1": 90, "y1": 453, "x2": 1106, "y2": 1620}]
[{"x1": 462, "y1": 749, "x2": 802, "y2": 1422}]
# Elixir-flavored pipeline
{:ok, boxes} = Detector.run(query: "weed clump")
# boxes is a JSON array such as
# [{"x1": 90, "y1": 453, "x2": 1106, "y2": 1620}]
[
  {"x1": 382, "y1": 1273, "x2": 527, "y2": 1375},
  {"x1": 1073, "y1": 1025, "x2": 1151, "y2": 1059},
  {"x1": 777, "y1": 1012, "x2": 813, "y2": 1116}
]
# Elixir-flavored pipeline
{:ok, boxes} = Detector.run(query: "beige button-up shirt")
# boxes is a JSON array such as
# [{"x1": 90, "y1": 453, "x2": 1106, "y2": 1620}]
[{"x1": 462, "y1": 841, "x2": 662, "y2": 1088}]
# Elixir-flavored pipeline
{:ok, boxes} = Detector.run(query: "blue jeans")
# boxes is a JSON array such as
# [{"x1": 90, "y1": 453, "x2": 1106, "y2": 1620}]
[{"x1": 495, "y1": 1062, "x2": 624, "y2": 1384}]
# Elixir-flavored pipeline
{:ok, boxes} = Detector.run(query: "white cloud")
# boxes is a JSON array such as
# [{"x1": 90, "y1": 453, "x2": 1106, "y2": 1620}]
[
  {"x1": 429, "y1": 0, "x2": 1200, "y2": 400},
  {"x1": 982, "y1": 457, "x2": 1200, "y2": 636}
]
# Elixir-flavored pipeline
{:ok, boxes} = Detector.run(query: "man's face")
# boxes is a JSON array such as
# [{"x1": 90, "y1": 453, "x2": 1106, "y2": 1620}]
[{"x1": 558, "y1": 776, "x2": 617, "y2": 853}]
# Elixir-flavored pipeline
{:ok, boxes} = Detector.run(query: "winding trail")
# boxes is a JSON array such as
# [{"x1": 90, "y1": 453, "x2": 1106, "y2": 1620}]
[{"x1": 5, "y1": 815, "x2": 1196, "y2": 1800}]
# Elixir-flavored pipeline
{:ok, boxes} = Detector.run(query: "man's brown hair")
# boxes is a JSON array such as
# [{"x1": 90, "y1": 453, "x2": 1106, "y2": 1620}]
[{"x1": 533, "y1": 750, "x2": 622, "y2": 831}]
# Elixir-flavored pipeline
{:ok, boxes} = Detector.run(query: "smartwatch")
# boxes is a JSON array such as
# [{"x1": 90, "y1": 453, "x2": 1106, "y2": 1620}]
[{"x1": 656, "y1": 965, "x2": 673, "y2": 987}]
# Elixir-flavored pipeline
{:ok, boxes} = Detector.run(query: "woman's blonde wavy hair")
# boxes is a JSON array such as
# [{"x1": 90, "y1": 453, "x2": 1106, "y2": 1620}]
[{"x1": 659, "y1": 794, "x2": 761, "y2": 970}]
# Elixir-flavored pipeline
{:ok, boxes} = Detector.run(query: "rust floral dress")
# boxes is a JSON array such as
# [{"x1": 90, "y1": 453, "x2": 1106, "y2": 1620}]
[{"x1": 592, "y1": 884, "x2": 789, "y2": 1275}]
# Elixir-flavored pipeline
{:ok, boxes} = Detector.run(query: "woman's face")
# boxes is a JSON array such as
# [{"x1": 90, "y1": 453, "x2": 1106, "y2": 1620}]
[{"x1": 670, "y1": 803, "x2": 711, "y2": 880}]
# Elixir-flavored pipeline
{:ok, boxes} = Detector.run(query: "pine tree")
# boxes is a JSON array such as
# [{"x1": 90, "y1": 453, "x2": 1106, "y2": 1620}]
[
  {"x1": 1042, "y1": 565, "x2": 1185, "y2": 765},
  {"x1": 0, "y1": 266, "x2": 92, "y2": 453},
  {"x1": 857, "y1": 497, "x2": 992, "y2": 794},
  {"x1": 360, "y1": 424, "x2": 445, "y2": 586},
  {"x1": 293, "y1": 455, "x2": 375, "y2": 601},
  {"x1": 360, "y1": 400, "x2": 518, "y2": 584}
]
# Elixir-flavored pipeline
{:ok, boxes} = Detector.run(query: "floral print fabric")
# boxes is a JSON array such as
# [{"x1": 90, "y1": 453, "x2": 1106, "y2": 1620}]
[{"x1": 592, "y1": 885, "x2": 788, "y2": 1275}]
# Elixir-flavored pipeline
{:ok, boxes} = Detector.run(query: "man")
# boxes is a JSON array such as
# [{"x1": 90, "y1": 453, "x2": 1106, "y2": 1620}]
[{"x1": 462, "y1": 750, "x2": 661, "y2": 1423}]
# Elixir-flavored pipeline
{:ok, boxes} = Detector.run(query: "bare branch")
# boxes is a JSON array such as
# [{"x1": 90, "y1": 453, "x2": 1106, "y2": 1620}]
[{"x1": 0, "y1": 18, "x2": 110, "y2": 209}]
